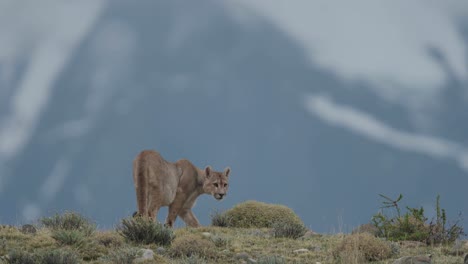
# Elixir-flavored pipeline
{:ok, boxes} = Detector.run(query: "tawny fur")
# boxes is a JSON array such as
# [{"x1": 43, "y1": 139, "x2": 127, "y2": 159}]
[{"x1": 133, "y1": 150, "x2": 230, "y2": 227}]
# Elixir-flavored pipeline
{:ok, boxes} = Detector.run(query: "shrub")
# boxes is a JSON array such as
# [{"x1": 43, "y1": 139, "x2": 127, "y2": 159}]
[
  {"x1": 95, "y1": 231, "x2": 124, "y2": 248},
  {"x1": 170, "y1": 234, "x2": 216, "y2": 258},
  {"x1": 117, "y1": 217, "x2": 174, "y2": 245},
  {"x1": 51, "y1": 230, "x2": 85, "y2": 246},
  {"x1": 41, "y1": 212, "x2": 95, "y2": 236},
  {"x1": 223, "y1": 201, "x2": 304, "y2": 228},
  {"x1": 334, "y1": 233, "x2": 392, "y2": 262},
  {"x1": 258, "y1": 256, "x2": 286, "y2": 264},
  {"x1": 372, "y1": 194, "x2": 465, "y2": 245},
  {"x1": 210, "y1": 234, "x2": 229, "y2": 248},
  {"x1": 210, "y1": 210, "x2": 231, "y2": 227},
  {"x1": 39, "y1": 249, "x2": 80, "y2": 264},
  {"x1": 175, "y1": 255, "x2": 208, "y2": 264},
  {"x1": 272, "y1": 220, "x2": 307, "y2": 239},
  {"x1": 101, "y1": 247, "x2": 140, "y2": 264},
  {"x1": 6, "y1": 251, "x2": 37, "y2": 264}
]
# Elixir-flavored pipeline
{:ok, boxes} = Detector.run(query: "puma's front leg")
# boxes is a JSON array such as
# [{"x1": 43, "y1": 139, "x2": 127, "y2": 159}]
[
  {"x1": 165, "y1": 193, "x2": 187, "y2": 227},
  {"x1": 179, "y1": 209, "x2": 200, "y2": 227}
]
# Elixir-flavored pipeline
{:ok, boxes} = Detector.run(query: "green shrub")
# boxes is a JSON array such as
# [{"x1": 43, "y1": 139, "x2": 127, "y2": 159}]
[
  {"x1": 272, "y1": 220, "x2": 307, "y2": 239},
  {"x1": 95, "y1": 231, "x2": 124, "y2": 248},
  {"x1": 210, "y1": 210, "x2": 231, "y2": 227},
  {"x1": 334, "y1": 233, "x2": 393, "y2": 262},
  {"x1": 41, "y1": 211, "x2": 95, "y2": 236},
  {"x1": 210, "y1": 234, "x2": 229, "y2": 248},
  {"x1": 6, "y1": 251, "x2": 36, "y2": 264},
  {"x1": 175, "y1": 255, "x2": 208, "y2": 264},
  {"x1": 51, "y1": 230, "x2": 85, "y2": 246},
  {"x1": 223, "y1": 201, "x2": 304, "y2": 228},
  {"x1": 39, "y1": 249, "x2": 80, "y2": 264},
  {"x1": 170, "y1": 234, "x2": 216, "y2": 258},
  {"x1": 258, "y1": 256, "x2": 286, "y2": 264},
  {"x1": 101, "y1": 247, "x2": 140, "y2": 264},
  {"x1": 372, "y1": 194, "x2": 465, "y2": 245},
  {"x1": 117, "y1": 217, "x2": 174, "y2": 245}
]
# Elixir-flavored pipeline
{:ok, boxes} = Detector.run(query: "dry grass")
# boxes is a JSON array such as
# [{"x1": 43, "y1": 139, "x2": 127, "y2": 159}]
[{"x1": 0, "y1": 224, "x2": 467, "y2": 263}]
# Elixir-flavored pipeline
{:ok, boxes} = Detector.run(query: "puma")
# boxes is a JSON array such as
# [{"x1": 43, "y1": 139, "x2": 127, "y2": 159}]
[{"x1": 132, "y1": 150, "x2": 230, "y2": 227}]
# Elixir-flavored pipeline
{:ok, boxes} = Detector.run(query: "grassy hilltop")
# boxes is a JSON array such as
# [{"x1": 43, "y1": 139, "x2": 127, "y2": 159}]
[{"x1": 0, "y1": 200, "x2": 466, "y2": 264}]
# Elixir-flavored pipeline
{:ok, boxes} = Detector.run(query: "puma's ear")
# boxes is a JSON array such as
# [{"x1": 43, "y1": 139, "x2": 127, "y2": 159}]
[
  {"x1": 205, "y1": 166, "x2": 212, "y2": 178},
  {"x1": 224, "y1": 167, "x2": 231, "y2": 177}
]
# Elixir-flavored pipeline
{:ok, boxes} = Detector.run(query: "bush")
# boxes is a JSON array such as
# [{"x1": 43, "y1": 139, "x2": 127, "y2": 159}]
[
  {"x1": 210, "y1": 234, "x2": 229, "y2": 248},
  {"x1": 6, "y1": 251, "x2": 36, "y2": 264},
  {"x1": 41, "y1": 212, "x2": 95, "y2": 236},
  {"x1": 272, "y1": 220, "x2": 307, "y2": 239},
  {"x1": 101, "y1": 247, "x2": 140, "y2": 264},
  {"x1": 51, "y1": 230, "x2": 85, "y2": 246},
  {"x1": 117, "y1": 217, "x2": 174, "y2": 245},
  {"x1": 95, "y1": 231, "x2": 124, "y2": 248},
  {"x1": 39, "y1": 250, "x2": 80, "y2": 264},
  {"x1": 170, "y1": 234, "x2": 216, "y2": 258},
  {"x1": 7, "y1": 250, "x2": 79, "y2": 264},
  {"x1": 175, "y1": 255, "x2": 208, "y2": 264},
  {"x1": 223, "y1": 201, "x2": 304, "y2": 228},
  {"x1": 210, "y1": 210, "x2": 231, "y2": 227},
  {"x1": 372, "y1": 194, "x2": 465, "y2": 245},
  {"x1": 334, "y1": 233, "x2": 392, "y2": 263},
  {"x1": 258, "y1": 256, "x2": 286, "y2": 264}
]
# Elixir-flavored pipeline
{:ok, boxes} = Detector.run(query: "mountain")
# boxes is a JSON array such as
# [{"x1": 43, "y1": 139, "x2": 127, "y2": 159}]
[{"x1": 0, "y1": 0, "x2": 467, "y2": 232}]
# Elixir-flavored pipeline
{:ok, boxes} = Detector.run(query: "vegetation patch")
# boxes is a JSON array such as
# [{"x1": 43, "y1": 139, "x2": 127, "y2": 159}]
[
  {"x1": 222, "y1": 200, "x2": 304, "y2": 228},
  {"x1": 372, "y1": 194, "x2": 465, "y2": 245},
  {"x1": 170, "y1": 234, "x2": 216, "y2": 259},
  {"x1": 100, "y1": 247, "x2": 141, "y2": 264},
  {"x1": 117, "y1": 217, "x2": 174, "y2": 245},
  {"x1": 272, "y1": 220, "x2": 307, "y2": 239},
  {"x1": 334, "y1": 233, "x2": 393, "y2": 263},
  {"x1": 41, "y1": 212, "x2": 95, "y2": 236}
]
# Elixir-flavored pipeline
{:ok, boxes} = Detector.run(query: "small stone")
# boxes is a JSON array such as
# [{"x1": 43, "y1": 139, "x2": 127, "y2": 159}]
[
  {"x1": 20, "y1": 224, "x2": 37, "y2": 234},
  {"x1": 201, "y1": 232, "x2": 211, "y2": 238},
  {"x1": 133, "y1": 249, "x2": 154, "y2": 263},
  {"x1": 156, "y1": 247, "x2": 165, "y2": 255},
  {"x1": 392, "y1": 255, "x2": 431, "y2": 264},
  {"x1": 293, "y1": 248, "x2": 309, "y2": 254},
  {"x1": 235, "y1": 252, "x2": 251, "y2": 260}
]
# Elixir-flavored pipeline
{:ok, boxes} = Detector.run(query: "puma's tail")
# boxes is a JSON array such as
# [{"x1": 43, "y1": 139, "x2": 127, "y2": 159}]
[{"x1": 134, "y1": 156, "x2": 148, "y2": 217}]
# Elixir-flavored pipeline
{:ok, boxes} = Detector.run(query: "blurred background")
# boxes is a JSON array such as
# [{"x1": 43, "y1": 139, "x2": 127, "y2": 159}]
[{"x1": 0, "y1": 0, "x2": 467, "y2": 233}]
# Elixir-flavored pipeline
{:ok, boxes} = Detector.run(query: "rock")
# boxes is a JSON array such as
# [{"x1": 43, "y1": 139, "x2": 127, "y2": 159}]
[
  {"x1": 133, "y1": 249, "x2": 154, "y2": 263},
  {"x1": 392, "y1": 255, "x2": 432, "y2": 264},
  {"x1": 156, "y1": 247, "x2": 165, "y2": 255},
  {"x1": 20, "y1": 224, "x2": 37, "y2": 234},
  {"x1": 235, "y1": 252, "x2": 251, "y2": 260},
  {"x1": 247, "y1": 258, "x2": 257, "y2": 263},
  {"x1": 464, "y1": 253, "x2": 468, "y2": 264},
  {"x1": 293, "y1": 248, "x2": 309, "y2": 254},
  {"x1": 201, "y1": 232, "x2": 211, "y2": 238}
]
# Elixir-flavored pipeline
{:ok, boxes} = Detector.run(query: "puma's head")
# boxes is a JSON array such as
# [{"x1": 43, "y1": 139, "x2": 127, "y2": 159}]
[{"x1": 203, "y1": 166, "x2": 230, "y2": 200}]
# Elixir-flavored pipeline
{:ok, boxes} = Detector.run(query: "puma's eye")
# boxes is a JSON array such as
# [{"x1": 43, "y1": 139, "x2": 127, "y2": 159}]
[
  {"x1": 214, "y1": 183, "x2": 219, "y2": 187},
  {"x1": 224, "y1": 184, "x2": 228, "y2": 187}
]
